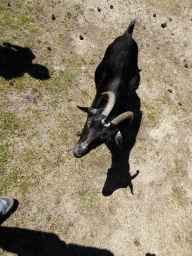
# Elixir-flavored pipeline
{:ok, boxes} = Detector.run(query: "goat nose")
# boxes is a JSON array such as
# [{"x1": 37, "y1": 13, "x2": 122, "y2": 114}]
[
  {"x1": 73, "y1": 150, "x2": 82, "y2": 158},
  {"x1": 73, "y1": 146, "x2": 82, "y2": 158},
  {"x1": 73, "y1": 142, "x2": 88, "y2": 158}
]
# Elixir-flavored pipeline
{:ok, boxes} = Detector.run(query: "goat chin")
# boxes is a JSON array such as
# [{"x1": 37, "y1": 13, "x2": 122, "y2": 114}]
[{"x1": 73, "y1": 151, "x2": 83, "y2": 158}]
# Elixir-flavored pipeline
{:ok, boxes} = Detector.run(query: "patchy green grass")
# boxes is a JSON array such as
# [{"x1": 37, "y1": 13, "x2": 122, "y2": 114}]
[
  {"x1": 19, "y1": 181, "x2": 39, "y2": 196},
  {"x1": 0, "y1": 110, "x2": 26, "y2": 175},
  {"x1": 143, "y1": 0, "x2": 181, "y2": 15},
  {"x1": 89, "y1": 60, "x2": 95, "y2": 65},
  {"x1": 161, "y1": 93, "x2": 170, "y2": 104},
  {"x1": 186, "y1": 231, "x2": 192, "y2": 248},
  {"x1": 141, "y1": 101, "x2": 158, "y2": 127},
  {"x1": 0, "y1": 0, "x2": 80, "y2": 195},
  {"x1": 42, "y1": 70, "x2": 73, "y2": 93},
  {"x1": 81, "y1": 89, "x2": 91, "y2": 99},
  {"x1": 23, "y1": 149, "x2": 40, "y2": 165},
  {"x1": 0, "y1": 4, "x2": 8, "y2": 11},
  {"x1": 172, "y1": 185, "x2": 187, "y2": 207},
  {"x1": 0, "y1": 170, "x2": 19, "y2": 196},
  {"x1": 0, "y1": 111, "x2": 21, "y2": 138},
  {"x1": 78, "y1": 189, "x2": 89, "y2": 197},
  {"x1": 81, "y1": 58, "x2": 87, "y2": 65},
  {"x1": 77, "y1": 188, "x2": 100, "y2": 210},
  {"x1": 146, "y1": 77, "x2": 150, "y2": 82},
  {"x1": 174, "y1": 159, "x2": 188, "y2": 177},
  {"x1": 66, "y1": 11, "x2": 71, "y2": 19},
  {"x1": 0, "y1": 144, "x2": 12, "y2": 175}
]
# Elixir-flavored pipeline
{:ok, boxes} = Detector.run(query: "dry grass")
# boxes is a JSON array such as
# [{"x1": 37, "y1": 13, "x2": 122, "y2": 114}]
[{"x1": 143, "y1": 0, "x2": 183, "y2": 15}]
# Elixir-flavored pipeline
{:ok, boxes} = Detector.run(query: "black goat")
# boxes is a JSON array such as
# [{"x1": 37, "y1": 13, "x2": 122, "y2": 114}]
[
  {"x1": 74, "y1": 19, "x2": 141, "y2": 159},
  {"x1": 74, "y1": 20, "x2": 142, "y2": 195}
]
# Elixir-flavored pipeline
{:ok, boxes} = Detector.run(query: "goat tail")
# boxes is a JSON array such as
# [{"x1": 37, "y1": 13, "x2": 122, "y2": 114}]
[{"x1": 125, "y1": 19, "x2": 137, "y2": 35}]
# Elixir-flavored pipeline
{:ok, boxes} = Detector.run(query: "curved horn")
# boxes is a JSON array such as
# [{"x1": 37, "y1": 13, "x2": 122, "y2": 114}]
[
  {"x1": 77, "y1": 106, "x2": 97, "y2": 115},
  {"x1": 111, "y1": 111, "x2": 134, "y2": 126},
  {"x1": 101, "y1": 92, "x2": 115, "y2": 117}
]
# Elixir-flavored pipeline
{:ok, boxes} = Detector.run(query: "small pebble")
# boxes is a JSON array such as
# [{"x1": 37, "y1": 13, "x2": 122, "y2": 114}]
[
  {"x1": 47, "y1": 46, "x2": 52, "y2": 51},
  {"x1": 134, "y1": 239, "x2": 140, "y2": 247},
  {"x1": 110, "y1": 5, "x2": 113, "y2": 9},
  {"x1": 169, "y1": 18, "x2": 172, "y2": 21},
  {"x1": 8, "y1": 3, "x2": 11, "y2": 7},
  {"x1": 178, "y1": 102, "x2": 182, "y2": 106},
  {"x1": 52, "y1": 14, "x2": 56, "y2": 20},
  {"x1": 153, "y1": 14, "x2": 156, "y2": 17},
  {"x1": 184, "y1": 64, "x2": 188, "y2": 68},
  {"x1": 97, "y1": 7, "x2": 101, "y2": 12},
  {"x1": 168, "y1": 89, "x2": 172, "y2": 93}
]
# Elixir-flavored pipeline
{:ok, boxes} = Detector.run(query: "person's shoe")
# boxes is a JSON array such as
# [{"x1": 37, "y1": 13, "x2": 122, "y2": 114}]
[{"x1": 0, "y1": 196, "x2": 14, "y2": 218}]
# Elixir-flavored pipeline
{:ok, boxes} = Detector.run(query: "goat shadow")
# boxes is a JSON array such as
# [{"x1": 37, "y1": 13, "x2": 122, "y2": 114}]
[
  {"x1": 102, "y1": 92, "x2": 142, "y2": 196},
  {"x1": 0, "y1": 226, "x2": 114, "y2": 256},
  {"x1": 0, "y1": 42, "x2": 50, "y2": 80}
]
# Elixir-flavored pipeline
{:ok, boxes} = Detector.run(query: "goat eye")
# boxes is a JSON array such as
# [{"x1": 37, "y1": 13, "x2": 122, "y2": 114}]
[{"x1": 87, "y1": 120, "x2": 91, "y2": 127}]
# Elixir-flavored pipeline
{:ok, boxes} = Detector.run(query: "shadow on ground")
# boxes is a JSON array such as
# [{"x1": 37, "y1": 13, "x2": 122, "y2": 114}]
[
  {"x1": 0, "y1": 226, "x2": 114, "y2": 256},
  {"x1": 102, "y1": 92, "x2": 142, "y2": 196},
  {"x1": 0, "y1": 43, "x2": 50, "y2": 80}
]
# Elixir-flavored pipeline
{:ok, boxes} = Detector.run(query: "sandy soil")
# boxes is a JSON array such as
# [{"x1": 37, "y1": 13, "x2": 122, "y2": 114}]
[{"x1": 0, "y1": 0, "x2": 192, "y2": 255}]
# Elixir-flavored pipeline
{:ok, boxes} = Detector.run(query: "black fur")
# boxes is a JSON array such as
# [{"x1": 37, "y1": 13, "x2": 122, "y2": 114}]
[{"x1": 74, "y1": 20, "x2": 141, "y2": 158}]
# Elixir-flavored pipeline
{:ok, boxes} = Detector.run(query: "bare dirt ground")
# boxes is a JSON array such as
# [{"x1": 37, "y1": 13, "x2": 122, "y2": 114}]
[{"x1": 0, "y1": 0, "x2": 192, "y2": 255}]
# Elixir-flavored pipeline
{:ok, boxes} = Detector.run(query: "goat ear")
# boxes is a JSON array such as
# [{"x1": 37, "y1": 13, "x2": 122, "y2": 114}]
[
  {"x1": 115, "y1": 130, "x2": 123, "y2": 149},
  {"x1": 77, "y1": 106, "x2": 97, "y2": 115}
]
